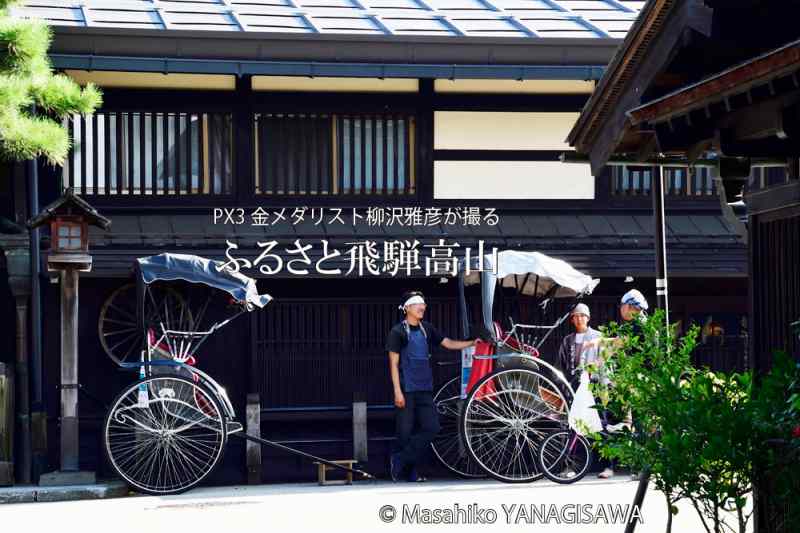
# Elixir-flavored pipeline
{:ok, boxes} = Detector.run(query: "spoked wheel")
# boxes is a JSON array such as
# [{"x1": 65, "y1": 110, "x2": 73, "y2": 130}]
[
  {"x1": 98, "y1": 283, "x2": 193, "y2": 366},
  {"x1": 104, "y1": 375, "x2": 227, "y2": 495},
  {"x1": 538, "y1": 430, "x2": 592, "y2": 484},
  {"x1": 461, "y1": 368, "x2": 570, "y2": 483},
  {"x1": 430, "y1": 377, "x2": 485, "y2": 478}
]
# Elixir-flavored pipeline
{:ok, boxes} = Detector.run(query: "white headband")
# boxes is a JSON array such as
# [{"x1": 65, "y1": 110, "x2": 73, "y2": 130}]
[{"x1": 399, "y1": 295, "x2": 426, "y2": 310}]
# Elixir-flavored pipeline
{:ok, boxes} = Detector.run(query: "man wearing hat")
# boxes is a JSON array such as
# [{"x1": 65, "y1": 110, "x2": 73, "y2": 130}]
[
  {"x1": 619, "y1": 289, "x2": 649, "y2": 324},
  {"x1": 557, "y1": 303, "x2": 602, "y2": 388},
  {"x1": 583, "y1": 289, "x2": 648, "y2": 479},
  {"x1": 385, "y1": 290, "x2": 477, "y2": 482}
]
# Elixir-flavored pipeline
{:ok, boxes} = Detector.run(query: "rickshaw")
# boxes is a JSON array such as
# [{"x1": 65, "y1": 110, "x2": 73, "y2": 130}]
[
  {"x1": 430, "y1": 250, "x2": 599, "y2": 482},
  {"x1": 102, "y1": 253, "x2": 373, "y2": 495}
]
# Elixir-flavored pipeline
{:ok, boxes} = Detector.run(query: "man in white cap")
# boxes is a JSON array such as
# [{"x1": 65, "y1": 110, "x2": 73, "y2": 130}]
[
  {"x1": 557, "y1": 303, "x2": 602, "y2": 388},
  {"x1": 589, "y1": 288, "x2": 648, "y2": 479},
  {"x1": 619, "y1": 288, "x2": 649, "y2": 323},
  {"x1": 385, "y1": 290, "x2": 477, "y2": 482}
]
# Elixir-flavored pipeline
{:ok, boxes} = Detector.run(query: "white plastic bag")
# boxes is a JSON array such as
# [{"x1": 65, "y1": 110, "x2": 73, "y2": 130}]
[{"x1": 568, "y1": 371, "x2": 603, "y2": 436}]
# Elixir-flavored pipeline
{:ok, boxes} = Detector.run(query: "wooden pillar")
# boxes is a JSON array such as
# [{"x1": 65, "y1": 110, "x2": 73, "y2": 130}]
[
  {"x1": 2, "y1": 242, "x2": 32, "y2": 485},
  {"x1": 59, "y1": 268, "x2": 80, "y2": 472},
  {"x1": 0, "y1": 362, "x2": 13, "y2": 485},
  {"x1": 352, "y1": 401, "x2": 368, "y2": 464},
  {"x1": 14, "y1": 295, "x2": 31, "y2": 484},
  {"x1": 246, "y1": 393, "x2": 261, "y2": 485}
]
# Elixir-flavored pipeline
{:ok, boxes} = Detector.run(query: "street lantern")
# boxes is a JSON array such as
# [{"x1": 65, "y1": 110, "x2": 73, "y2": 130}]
[
  {"x1": 52, "y1": 216, "x2": 86, "y2": 253},
  {"x1": 29, "y1": 188, "x2": 108, "y2": 272},
  {"x1": 27, "y1": 188, "x2": 110, "y2": 485}
]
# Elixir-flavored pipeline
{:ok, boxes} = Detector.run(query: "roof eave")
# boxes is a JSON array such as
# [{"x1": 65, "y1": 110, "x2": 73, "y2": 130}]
[{"x1": 48, "y1": 25, "x2": 624, "y2": 73}]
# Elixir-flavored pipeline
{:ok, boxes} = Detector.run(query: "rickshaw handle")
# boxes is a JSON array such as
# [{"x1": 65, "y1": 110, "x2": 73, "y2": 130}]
[{"x1": 230, "y1": 432, "x2": 375, "y2": 479}]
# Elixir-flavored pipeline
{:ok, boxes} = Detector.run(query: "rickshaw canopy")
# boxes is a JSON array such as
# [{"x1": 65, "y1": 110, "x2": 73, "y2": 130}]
[
  {"x1": 136, "y1": 253, "x2": 272, "y2": 309},
  {"x1": 461, "y1": 250, "x2": 599, "y2": 333}
]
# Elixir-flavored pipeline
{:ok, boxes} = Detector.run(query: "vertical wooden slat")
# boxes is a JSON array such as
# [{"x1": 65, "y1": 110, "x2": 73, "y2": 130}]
[
  {"x1": 269, "y1": 115, "x2": 279, "y2": 195},
  {"x1": 275, "y1": 114, "x2": 285, "y2": 195},
  {"x1": 80, "y1": 115, "x2": 87, "y2": 195},
  {"x1": 209, "y1": 114, "x2": 216, "y2": 195},
  {"x1": 382, "y1": 116, "x2": 389, "y2": 194},
  {"x1": 222, "y1": 114, "x2": 230, "y2": 194},
  {"x1": 349, "y1": 116, "x2": 355, "y2": 194},
  {"x1": 320, "y1": 115, "x2": 328, "y2": 194},
  {"x1": 174, "y1": 112, "x2": 181, "y2": 196},
  {"x1": 162, "y1": 112, "x2": 170, "y2": 195},
  {"x1": 151, "y1": 113, "x2": 158, "y2": 195},
  {"x1": 139, "y1": 111, "x2": 146, "y2": 195},
  {"x1": 310, "y1": 114, "x2": 318, "y2": 194},
  {"x1": 91, "y1": 114, "x2": 98, "y2": 194},
  {"x1": 371, "y1": 116, "x2": 377, "y2": 194},
  {"x1": 127, "y1": 112, "x2": 134, "y2": 196},
  {"x1": 253, "y1": 114, "x2": 260, "y2": 194},
  {"x1": 114, "y1": 113, "x2": 126, "y2": 194},
  {"x1": 393, "y1": 115, "x2": 400, "y2": 194},
  {"x1": 297, "y1": 114, "x2": 306, "y2": 194},
  {"x1": 115, "y1": 112, "x2": 123, "y2": 195},
  {"x1": 331, "y1": 115, "x2": 338, "y2": 195},
  {"x1": 267, "y1": 114, "x2": 274, "y2": 195},
  {"x1": 409, "y1": 116, "x2": 416, "y2": 194},
  {"x1": 186, "y1": 113, "x2": 193, "y2": 194},
  {"x1": 288, "y1": 114, "x2": 297, "y2": 195},
  {"x1": 202, "y1": 114, "x2": 209, "y2": 194},
  {"x1": 403, "y1": 115, "x2": 410, "y2": 195},
  {"x1": 360, "y1": 116, "x2": 366, "y2": 195},
  {"x1": 103, "y1": 114, "x2": 111, "y2": 196}
]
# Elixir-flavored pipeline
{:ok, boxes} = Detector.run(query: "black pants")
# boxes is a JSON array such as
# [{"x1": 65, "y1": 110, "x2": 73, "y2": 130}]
[
  {"x1": 394, "y1": 390, "x2": 441, "y2": 472},
  {"x1": 597, "y1": 407, "x2": 621, "y2": 471}
]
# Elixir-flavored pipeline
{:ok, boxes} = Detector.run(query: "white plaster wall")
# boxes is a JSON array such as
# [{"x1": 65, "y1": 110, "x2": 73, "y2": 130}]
[
  {"x1": 433, "y1": 161, "x2": 594, "y2": 200},
  {"x1": 434, "y1": 111, "x2": 580, "y2": 151}
]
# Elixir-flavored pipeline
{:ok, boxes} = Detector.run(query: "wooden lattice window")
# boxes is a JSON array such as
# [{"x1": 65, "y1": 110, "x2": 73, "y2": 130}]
[
  {"x1": 62, "y1": 112, "x2": 234, "y2": 196},
  {"x1": 254, "y1": 113, "x2": 416, "y2": 196}
]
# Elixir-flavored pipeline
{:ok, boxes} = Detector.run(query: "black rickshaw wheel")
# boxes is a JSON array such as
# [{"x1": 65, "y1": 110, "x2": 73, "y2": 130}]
[{"x1": 98, "y1": 283, "x2": 193, "y2": 366}]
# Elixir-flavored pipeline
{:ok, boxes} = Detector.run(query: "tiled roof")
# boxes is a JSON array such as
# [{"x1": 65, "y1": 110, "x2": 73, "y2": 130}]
[{"x1": 15, "y1": 0, "x2": 643, "y2": 39}]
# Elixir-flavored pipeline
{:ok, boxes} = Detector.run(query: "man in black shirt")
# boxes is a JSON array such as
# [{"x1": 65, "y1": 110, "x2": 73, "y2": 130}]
[{"x1": 385, "y1": 290, "x2": 477, "y2": 482}]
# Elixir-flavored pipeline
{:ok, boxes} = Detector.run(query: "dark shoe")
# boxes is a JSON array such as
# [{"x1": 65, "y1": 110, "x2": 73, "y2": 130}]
[
  {"x1": 390, "y1": 453, "x2": 405, "y2": 482},
  {"x1": 407, "y1": 467, "x2": 427, "y2": 482}
]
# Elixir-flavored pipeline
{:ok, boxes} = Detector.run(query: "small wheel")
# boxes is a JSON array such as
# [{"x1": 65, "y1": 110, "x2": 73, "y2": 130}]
[
  {"x1": 104, "y1": 375, "x2": 227, "y2": 495},
  {"x1": 538, "y1": 430, "x2": 592, "y2": 484},
  {"x1": 461, "y1": 368, "x2": 569, "y2": 483},
  {"x1": 430, "y1": 377, "x2": 485, "y2": 478},
  {"x1": 98, "y1": 283, "x2": 193, "y2": 366}
]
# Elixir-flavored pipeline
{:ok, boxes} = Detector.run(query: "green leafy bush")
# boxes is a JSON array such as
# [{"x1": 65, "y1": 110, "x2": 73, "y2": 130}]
[{"x1": 591, "y1": 309, "x2": 799, "y2": 533}]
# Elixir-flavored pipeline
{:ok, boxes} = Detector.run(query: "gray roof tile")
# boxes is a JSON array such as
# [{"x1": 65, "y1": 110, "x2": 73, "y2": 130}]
[{"x1": 15, "y1": 0, "x2": 640, "y2": 38}]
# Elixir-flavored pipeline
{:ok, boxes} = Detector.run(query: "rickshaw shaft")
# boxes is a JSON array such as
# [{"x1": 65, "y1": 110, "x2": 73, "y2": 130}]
[{"x1": 230, "y1": 432, "x2": 375, "y2": 479}]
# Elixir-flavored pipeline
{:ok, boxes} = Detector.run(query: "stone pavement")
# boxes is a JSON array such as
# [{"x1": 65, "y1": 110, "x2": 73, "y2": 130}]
[
  {"x1": 1, "y1": 474, "x2": 753, "y2": 532},
  {"x1": 0, "y1": 480, "x2": 129, "y2": 504}
]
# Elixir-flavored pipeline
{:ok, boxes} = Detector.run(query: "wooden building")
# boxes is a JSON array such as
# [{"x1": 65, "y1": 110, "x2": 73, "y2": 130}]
[
  {"x1": 0, "y1": 0, "x2": 748, "y2": 486},
  {"x1": 567, "y1": 1, "x2": 800, "y2": 531}
]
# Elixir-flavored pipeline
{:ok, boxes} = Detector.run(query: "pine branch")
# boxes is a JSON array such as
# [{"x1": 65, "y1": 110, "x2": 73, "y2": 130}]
[{"x1": 0, "y1": 3, "x2": 102, "y2": 165}]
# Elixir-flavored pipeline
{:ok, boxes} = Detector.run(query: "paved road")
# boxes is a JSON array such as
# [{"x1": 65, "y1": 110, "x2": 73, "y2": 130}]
[{"x1": 2, "y1": 475, "x2": 750, "y2": 532}]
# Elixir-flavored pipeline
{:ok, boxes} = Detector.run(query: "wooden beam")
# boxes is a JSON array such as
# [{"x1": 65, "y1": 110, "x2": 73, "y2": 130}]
[
  {"x1": 584, "y1": 1, "x2": 713, "y2": 175},
  {"x1": 628, "y1": 39, "x2": 800, "y2": 126}
]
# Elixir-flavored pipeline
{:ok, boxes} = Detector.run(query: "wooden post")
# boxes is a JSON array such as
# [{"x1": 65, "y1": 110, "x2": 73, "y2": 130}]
[
  {"x1": 0, "y1": 362, "x2": 13, "y2": 485},
  {"x1": 14, "y1": 295, "x2": 31, "y2": 484},
  {"x1": 60, "y1": 268, "x2": 79, "y2": 472},
  {"x1": 352, "y1": 401, "x2": 368, "y2": 464},
  {"x1": 246, "y1": 393, "x2": 261, "y2": 485}
]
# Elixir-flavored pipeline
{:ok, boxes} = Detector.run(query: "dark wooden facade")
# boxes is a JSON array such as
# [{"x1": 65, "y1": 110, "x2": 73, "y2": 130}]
[
  {"x1": 0, "y1": 3, "x2": 752, "y2": 487},
  {"x1": 567, "y1": 2, "x2": 800, "y2": 531}
]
